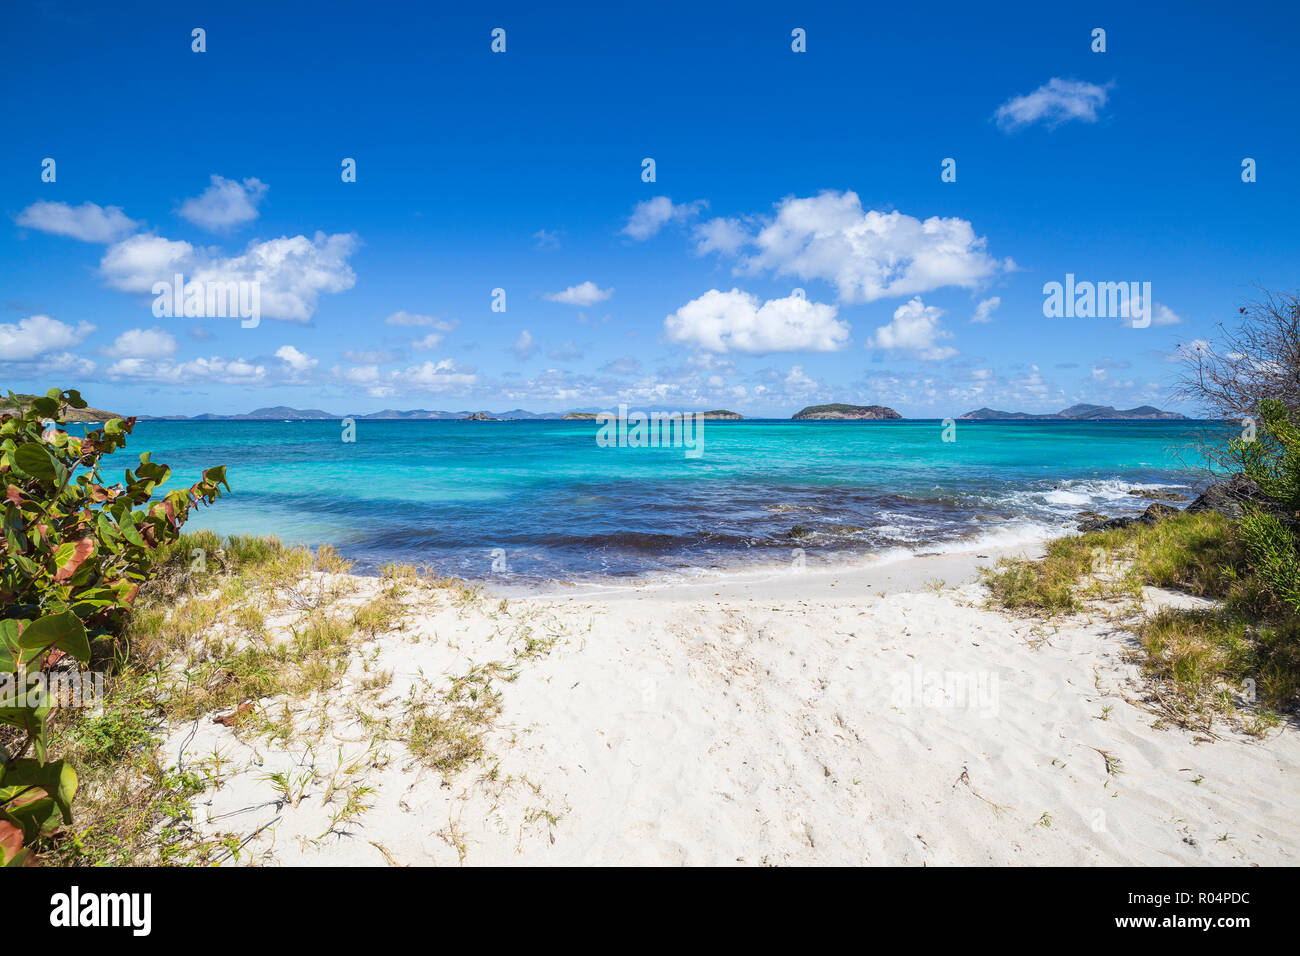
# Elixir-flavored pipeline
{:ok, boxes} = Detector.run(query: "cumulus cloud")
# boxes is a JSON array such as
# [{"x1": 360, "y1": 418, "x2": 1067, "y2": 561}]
[
  {"x1": 867, "y1": 297, "x2": 957, "y2": 360},
  {"x1": 99, "y1": 231, "x2": 358, "y2": 322},
  {"x1": 621, "y1": 196, "x2": 705, "y2": 240},
  {"x1": 727, "y1": 191, "x2": 1010, "y2": 304},
  {"x1": 103, "y1": 326, "x2": 177, "y2": 359},
  {"x1": 15, "y1": 201, "x2": 139, "y2": 242},
  {"x1": 664, "y1": 289, "x2": 849, "y2": 355},
  {"x1": 543, "y1": 281, "x2": 613, "y2": 306},
  {"x1": 178, "y1": 175, "x2": 269, "y2": 231},
  {"x1": 0, "y1": 314, "x2": 96, "y2": 361},
  {"x1": 275, "y1": 344, "x2": 317, "y2": 373},
  {"x1": 971, "y1": 296, "x2": 1001, "y2": 323},
  {"x1": 994, "y1": 78, "x2": 1111, "y2": 131}
]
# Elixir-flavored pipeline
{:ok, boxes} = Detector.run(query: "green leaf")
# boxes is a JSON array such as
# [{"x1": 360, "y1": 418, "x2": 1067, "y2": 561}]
[
  {"x1": 17, "y1": 611, "x2": 91, "y2": 665},
  {"x1": 0, "y1": 620, "x2": 23, "y2": 671},
  {"x1": 13, "y1": 444, "x2": 57, "y2": 483}
]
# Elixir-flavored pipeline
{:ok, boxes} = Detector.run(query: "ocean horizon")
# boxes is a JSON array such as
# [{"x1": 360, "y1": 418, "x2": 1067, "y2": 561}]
[{"x1": 121, "y1": 418, "x2": 1231, "y2": 584}]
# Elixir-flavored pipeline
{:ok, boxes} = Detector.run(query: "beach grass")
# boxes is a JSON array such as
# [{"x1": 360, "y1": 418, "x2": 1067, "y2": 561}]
[{"x1": 982, "y1": 510, "x2": 1299, "y2": 730}]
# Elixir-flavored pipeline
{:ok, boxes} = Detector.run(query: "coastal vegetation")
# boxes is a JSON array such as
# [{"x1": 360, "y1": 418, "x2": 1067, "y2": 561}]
[
  {"x1": 984, "y1": 291, "x2": 1300, "y2": 732},
  {"x1": 1, "y1": 389, "x2": 227, "y2": 865},
  {"x1": 2, "y1": 391, "x2": 566, "y2": 864},
  {"x1": 0, "y1": 390, "x2": 123, "y2": 423}
]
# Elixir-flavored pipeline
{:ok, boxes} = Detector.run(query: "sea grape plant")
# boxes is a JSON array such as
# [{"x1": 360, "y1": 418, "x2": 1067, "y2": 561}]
[
  {"x1": 0, "y1": 388, "x2": 228, "y2": 864},
  {"x1": 1231, "y1": 399, "x2": 1300, "y2": 615}
]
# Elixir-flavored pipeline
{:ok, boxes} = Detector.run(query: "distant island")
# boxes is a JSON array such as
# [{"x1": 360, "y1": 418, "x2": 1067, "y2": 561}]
[
  {"x1": 792, "y1": 403, "x2": 901, "y2": 421},
  {"x1": 959, "y1": 404, "x2": 1187, "y2": 421},
  {"x1": 109, "y1": 401, "x2": 1194, "y2": 423}
]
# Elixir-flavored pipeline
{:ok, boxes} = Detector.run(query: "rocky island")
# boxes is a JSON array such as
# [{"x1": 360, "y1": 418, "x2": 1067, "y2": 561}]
[{"x1": 792, "y1": 403, "x2": 902, "y2": 420}]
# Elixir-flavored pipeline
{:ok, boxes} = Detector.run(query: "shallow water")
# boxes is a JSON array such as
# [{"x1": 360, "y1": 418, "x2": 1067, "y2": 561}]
[{"x1": 112, "y1": 419, "x2": 1228, "y2": 582}]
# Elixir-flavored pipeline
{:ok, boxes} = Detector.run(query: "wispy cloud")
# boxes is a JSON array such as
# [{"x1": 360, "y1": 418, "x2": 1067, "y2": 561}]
[
  {"x1": 994, "y1": 78, "x2": 1111, "y2": 131},
  {"x1": 16, "y1": 201, "x2": 138, "y2": 242},
  {"x1": 543, "y1": 281, "x2": 612, "y2": 306},
  {"x1": 622, "y1": 196, "x2": 706, "y2": 240}
]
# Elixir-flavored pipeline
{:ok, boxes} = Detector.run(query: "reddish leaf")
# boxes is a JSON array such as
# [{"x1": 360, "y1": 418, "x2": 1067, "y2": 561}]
[
  {"x1": 212, "y1": 702, "x2": 254, "y2": 726},
  {"x1": 0, "y1": 820, "x2": 24, "y2": 865},
  {"x1": 5, "y1": 485, "x2": 22, "y2": 506},
  {"x1": 53, "y1": 538, "x2": 95, "y2": 583}
]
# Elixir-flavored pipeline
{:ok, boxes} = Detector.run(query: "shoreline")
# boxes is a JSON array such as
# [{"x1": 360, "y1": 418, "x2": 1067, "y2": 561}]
[{"x1": 149, "y1": 529, "x2": 1300, "y2": 866}]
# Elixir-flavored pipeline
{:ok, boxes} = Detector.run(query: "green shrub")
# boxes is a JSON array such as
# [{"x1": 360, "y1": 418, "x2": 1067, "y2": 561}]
[
  {"x1": 1231, "y1": 399, "x2": 1300, "y2": 615},
  {"x1": 0, "y1": 388, "x2": 226, "y2": 865}
]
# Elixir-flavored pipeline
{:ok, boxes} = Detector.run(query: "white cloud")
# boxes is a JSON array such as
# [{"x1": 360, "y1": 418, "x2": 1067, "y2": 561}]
[
  {"x1": 513, "y1": 330, "x2": 535, "y2": 358},
  {"x1": 410, "y1": 333, "x2": 443, "y2": 349},
  {"x1": 99, "y1": 231, "x2": 358, "y2": 322},
  {"x1": 693, "y1": 217, "x2": 750, "y2": 256},
  {"x1": 0, "y1": 314, "x2": 96, "y2": 361},
  {"x1": 103, "y1": 326, "x2": 177, "y2": 359},
  {"x1": 664, "y1": 289, "x2": 849, "y2": 355},
  {"x1": 336, "y1": 364, "x2": 380, "y2": 386},
  {"x1": 731, "y1": 191, "x2": 1010, "y2": 304},
  {"x1": 543, "y1": 281, "x2": 613, "y2": 306},
  {"x1": 388, "y1": 359, "x2": 479, "y2": 392},
  {"x1": 383, "y1": 311, "x2": 457, "y2": 330},
  {"x1": 178, "y1": 175, "x2": 269, "y2": 231},
  {"x1": 1153, "y1": 303, "x2": 1183, "y2": 326},
  {"x1": 275, "y1": 344, "x2": 317, "y2": 373},
  {"x1": 1123, "y1": 292, "x2": 1184, "y2": 328},
  {"x1": 106, "y1": 355, "x2": 267, "y2": 384},
  {"x1": 621, "y1": 196, "x2": 705, "y2": 240},
  {"x1": 972, "y1": 296, "x2": 1001, "y2": 323},
  {"x1": 994, "y1": 78, "x2": 1111, "y2": 131},
  {"x1": 342, "y1": 349, "x2": 395, "y2": 364},
  {"x1": 15, "y1": 201, "x2": 139, "y2": 242},
  {"x1": 867, "y1": 297, "x2": 957, "y2": 360}
]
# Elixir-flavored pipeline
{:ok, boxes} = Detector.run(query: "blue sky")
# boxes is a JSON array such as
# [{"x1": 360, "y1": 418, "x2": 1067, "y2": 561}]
[{"x1": 2, "y1": 0, "x2": 1297, "y2": 417}]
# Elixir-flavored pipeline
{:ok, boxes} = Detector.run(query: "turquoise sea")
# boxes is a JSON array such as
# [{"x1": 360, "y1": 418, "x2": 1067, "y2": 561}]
[{"x1": 117, "y1": 419, "x2": 1229, "y2": 583}]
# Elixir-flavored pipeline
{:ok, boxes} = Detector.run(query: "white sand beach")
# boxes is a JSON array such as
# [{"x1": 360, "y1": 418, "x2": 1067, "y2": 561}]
[{"x1": 160, "y1": 546, "x2": 1300, "y2": 866}]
